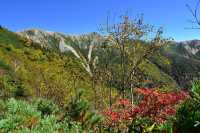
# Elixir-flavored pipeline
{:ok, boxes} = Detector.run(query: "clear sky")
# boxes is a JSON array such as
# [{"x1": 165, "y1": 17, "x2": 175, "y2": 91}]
[{"x1": 0, "y1": 0, "x2": 200, "y2": 41}]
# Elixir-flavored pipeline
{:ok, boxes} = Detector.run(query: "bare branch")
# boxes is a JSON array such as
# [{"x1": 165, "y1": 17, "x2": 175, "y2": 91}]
[{"x1": 186, "y1": 0, "x2": 200, "y2": 27}]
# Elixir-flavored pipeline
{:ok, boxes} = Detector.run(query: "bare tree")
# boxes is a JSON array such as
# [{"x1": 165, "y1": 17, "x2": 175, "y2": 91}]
[
  {"x1": 186, "y1": 0, "x2": 200, "y2": 29},
  {"x1": 101, "y1": 15, "x2": 167, "y2": 104}
]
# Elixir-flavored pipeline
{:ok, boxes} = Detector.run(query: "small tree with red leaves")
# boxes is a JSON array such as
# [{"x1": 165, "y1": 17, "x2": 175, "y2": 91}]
[{"x1": 103, "y1": 88, "x2": 189, "y2": 131}]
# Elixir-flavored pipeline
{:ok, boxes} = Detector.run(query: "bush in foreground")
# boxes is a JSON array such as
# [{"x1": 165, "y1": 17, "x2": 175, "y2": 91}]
[
  {"x1": 103, "y1": 88, "x2": 189, "y2": 132},
  {"x1": 0, "y1": 97, "x2": 102, "y2": 133},
  {"x1": 175, "y1": 80, "x2": 200, "y2": 133}
]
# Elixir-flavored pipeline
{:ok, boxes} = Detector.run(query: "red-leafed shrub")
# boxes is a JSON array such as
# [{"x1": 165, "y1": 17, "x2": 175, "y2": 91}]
[{"x1": 103, "y1": 88, "x2": 189, "y2": 127}]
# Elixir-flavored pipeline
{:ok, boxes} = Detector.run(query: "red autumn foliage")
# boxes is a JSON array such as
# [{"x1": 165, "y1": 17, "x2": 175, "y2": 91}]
[{"x1": 103, "y1": 88, "x2": 189, "y2": 126}]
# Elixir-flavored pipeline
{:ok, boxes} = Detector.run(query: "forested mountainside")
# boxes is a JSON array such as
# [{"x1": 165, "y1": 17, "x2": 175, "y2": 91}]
[
  {"x1": 0, "y1": 27, "x2": 180, "y2": 102},
  {"x1": 155, "y1": 40, "x2": 200, "y2": 88},
  {"x1": 18, "y1": 29, "x2": 200, "y2": 89},
  {"x1": 0, "y1": 27, "x2": 95, "y2": 105}
]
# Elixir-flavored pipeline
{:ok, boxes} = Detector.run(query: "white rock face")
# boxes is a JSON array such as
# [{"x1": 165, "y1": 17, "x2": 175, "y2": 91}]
[
  {"x1": 184, "y1": 44, "x2": 200, "y2": 55},
  {"x1": 59, "y1": 38, "x2": 67, "y2": 52},
  {"x1": 175, "y1": 40, "x2": 200, "y2": 56},
  {"x1": 18, "y1": 29, "x2": 69, "y2": 51}
]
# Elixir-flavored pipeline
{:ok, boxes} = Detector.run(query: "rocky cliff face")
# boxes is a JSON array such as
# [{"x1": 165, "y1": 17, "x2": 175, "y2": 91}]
[{"x1": 174, "y1": 40, "x2": 200, "y2": 58}]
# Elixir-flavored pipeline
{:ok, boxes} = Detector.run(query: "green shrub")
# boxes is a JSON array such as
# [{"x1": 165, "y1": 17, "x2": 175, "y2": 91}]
[
  {"x1": 128, "y1": 117, "x2": 153, "y2": 133},
  {"x1": 0, "y1": 60, "x2": 10, "y2": 70},
  {"x1": 66, "y1": 90, "x2": 103, "y2": 131},
  {"x1": 175, "y1": 80, "x2": 200, "y2": 133},
  {"x1": 67, "y1": 92, "x2": 89, "y2": 119},
  {"x1": 175, "y1": 99, "x2": 200, "y2": 133},
  {"x1": 0, "y1": 75, "x2": 26, "y2": 98},
  {"x1": 0, "y1": 98, "x2": 40, "y2": 132},
  {"x1": 34, "y1": 98, "x2": 59, "y2": 116},
  {"x1": 191, "y1": 80, "x2": 200, "y2": 100},
  {"x1": 0, "y1": 98, "x2": 86, "y2": 133},
  {"x1": 14, "y1": 85, "x2": 26, "y2": 97}
]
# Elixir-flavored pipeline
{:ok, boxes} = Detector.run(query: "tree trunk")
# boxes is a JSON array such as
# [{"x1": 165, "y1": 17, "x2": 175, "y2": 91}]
[
  {"x1": 130, "y1": 73, "x2": 134, "y2": 105},
  {"x1": 109, "y1": 76, "x2": 112, "y2": 108},
  {"x1": 92, "y1": 76, "x2": 97, "y2": 109}
]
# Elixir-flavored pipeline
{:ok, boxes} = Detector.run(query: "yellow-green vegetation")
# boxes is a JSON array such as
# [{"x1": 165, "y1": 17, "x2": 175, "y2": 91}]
[
  {"x1": 0, "y1": 28, "x2": 96, "y2": 106},
  {"x1": 139, "y1": 60, "x2": 179, "y2": 90}
]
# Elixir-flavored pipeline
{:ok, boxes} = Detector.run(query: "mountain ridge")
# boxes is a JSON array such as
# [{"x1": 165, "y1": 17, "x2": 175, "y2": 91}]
[{"x1": 9, "y1": 28, "x2": 200, "y2": 88}]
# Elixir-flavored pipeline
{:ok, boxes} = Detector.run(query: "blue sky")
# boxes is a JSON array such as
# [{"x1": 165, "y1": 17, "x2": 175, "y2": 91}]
[{"x1": 0, "y1": 0, "x2": 200, "y2": 41}]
